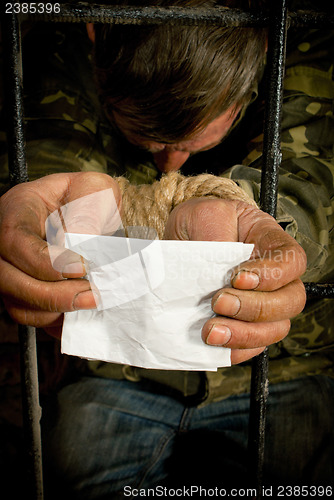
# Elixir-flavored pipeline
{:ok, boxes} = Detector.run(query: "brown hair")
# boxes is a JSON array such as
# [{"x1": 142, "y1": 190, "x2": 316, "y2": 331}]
[{"x1": 93, "y1": 0, "x2": 267, "y2": 142}]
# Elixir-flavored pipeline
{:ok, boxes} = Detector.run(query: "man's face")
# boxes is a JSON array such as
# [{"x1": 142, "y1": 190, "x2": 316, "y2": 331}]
[{"x1": 113, "y1": 107, "x2": 240, "y2": 173}]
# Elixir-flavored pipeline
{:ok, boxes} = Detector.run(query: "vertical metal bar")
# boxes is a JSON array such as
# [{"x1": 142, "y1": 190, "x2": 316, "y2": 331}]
[
  {"x1": 260, "y1": 0, "x2": 288, "y2": 216},
  {"x1": 1, "y1": 12, "x2": 28, "y2": 185},
  {"x1": 18, "y1": 326, "x2": 44, "y2": 500},
  {"x1": 1, "y1": 12, "x2": 44, "y2": 500},
  {"x1": 248, "y1": 0, "x2": 288, "y2": 496}
]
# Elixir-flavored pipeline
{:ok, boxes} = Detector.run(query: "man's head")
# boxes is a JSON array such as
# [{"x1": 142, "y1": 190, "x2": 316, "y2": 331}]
[{"x1": 91, "y1": 0, "x2": 267, "y2": 171}]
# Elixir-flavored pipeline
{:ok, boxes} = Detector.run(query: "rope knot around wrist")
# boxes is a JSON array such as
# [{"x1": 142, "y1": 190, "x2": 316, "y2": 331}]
[{"x1": 116, "y1": 172, "x2": 257, "y2": 240}]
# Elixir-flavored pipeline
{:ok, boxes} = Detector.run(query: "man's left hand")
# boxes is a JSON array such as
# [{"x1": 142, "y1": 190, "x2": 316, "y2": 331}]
[{"x1": 164, "y1": 198, "x2": 307, "y2": 365}]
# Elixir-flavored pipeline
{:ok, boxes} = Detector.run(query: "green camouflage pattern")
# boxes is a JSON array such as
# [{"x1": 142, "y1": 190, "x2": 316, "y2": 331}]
[
  {"x1": 0, "y1": 19, "x2": 333, "y2": 405},
  {"x1": 0, "y1": 23, "x2": 159, "y2": 192}
]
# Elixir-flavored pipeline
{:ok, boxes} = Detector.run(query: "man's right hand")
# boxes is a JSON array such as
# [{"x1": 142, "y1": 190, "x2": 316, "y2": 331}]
[{"x1": 0, "y1": 172, "x2": 122, "y2": 338}]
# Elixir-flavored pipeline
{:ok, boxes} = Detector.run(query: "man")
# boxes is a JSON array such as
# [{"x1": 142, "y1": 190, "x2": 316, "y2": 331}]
[{"x1": 0, "y1": 0, "x2": 333, "y2": 497}]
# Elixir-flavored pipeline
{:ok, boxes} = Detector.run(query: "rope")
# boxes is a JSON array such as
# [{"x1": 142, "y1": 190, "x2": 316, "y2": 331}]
[{"x1": 116, "y1": 172, "x2": 257, "y2": 240}]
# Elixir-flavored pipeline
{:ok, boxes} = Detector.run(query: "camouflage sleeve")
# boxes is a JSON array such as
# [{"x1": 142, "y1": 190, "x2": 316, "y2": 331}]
[
  {"x1": 0, "y1": 22, "x2": 161, "y2": 195},
  {"x1": 0, "y1": 23, "x2": 127, "y2": 195},
  {"x1": 221, "y1": 29, "x2": 334, "y2": 285}
]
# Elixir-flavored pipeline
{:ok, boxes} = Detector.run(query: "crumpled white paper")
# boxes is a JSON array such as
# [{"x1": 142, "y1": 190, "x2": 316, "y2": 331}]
[{"x1": 61, "y1": 233, "x2": 253, "y2": 371}]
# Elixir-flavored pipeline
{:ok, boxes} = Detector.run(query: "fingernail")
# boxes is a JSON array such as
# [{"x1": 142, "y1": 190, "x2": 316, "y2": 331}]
[
  {"x1": 62, "y1": 260, "x2": 86, "y2": 278},
  {"x1": 233, "y1": 270, "x2": 260, "y2": 289},
  {"x1": 213, "y1": 293, "x2": 240, "y2": 316},
  {"x1": 206, "y1": 325, "x2": 231, "y2": 346},
  {"x1": 73, "y1": 290, "x2": 99, "y2": 310}
]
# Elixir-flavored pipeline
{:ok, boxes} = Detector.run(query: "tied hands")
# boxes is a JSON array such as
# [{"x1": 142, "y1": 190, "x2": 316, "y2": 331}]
[{"x1": 0, "y1": 172, "x2": 307, "y2": 364}]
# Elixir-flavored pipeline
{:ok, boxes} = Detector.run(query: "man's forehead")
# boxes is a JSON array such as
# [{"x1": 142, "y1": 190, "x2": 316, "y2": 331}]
[{"x1": 112, "y1": 105, "x2": 238, "y2": 145}]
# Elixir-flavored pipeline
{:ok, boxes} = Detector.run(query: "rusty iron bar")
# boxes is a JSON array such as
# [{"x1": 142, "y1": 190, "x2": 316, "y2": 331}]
[
  {"x1": 18, "y1": 3, "x2": 334, "y2": 27},
  {"x1": 17, "y1": 3, "x2": 270, "y2": 26},
  {"x1": 1, "y1": 11, "x2": 44, "y2": 500},
  {"x1": 248, "y1": 0, "x2": 288, "y2": 497},
  {"x1": 304, "y1": 283, "x2": 334, "y2": 299},
  {"x1": 288, "y1": 9, "x2": 334, "y2": 27},
  {"x1": 259, "y1": 0, "x2": 288, "y2": 216},
  {"x1": 1, "y1": 10, "x2": 28, "y2": 185},
  {"x1": 18, "y1": 326, "x2": 44, "y2": 500}
]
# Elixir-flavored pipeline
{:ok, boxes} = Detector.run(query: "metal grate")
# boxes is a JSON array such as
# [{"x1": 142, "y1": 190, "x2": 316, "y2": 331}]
[{"x1": 1, "y1": 2, "x2": 334, "y2": 499}]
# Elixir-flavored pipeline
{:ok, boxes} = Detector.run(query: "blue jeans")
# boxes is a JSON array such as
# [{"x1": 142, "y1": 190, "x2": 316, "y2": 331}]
[{"x1": 41, "y1": 374, "x2": 334, "y2": 499}]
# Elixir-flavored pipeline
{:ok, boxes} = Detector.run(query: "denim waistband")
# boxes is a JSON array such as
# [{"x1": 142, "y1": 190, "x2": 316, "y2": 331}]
[{"x1": 86, "y1": 361, "x2": 209, "y2": 405}]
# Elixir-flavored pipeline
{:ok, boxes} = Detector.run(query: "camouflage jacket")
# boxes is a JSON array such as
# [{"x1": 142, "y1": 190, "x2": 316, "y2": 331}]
[{"x1": 0, "y1": 16, "x2": 333, "y2": 405}]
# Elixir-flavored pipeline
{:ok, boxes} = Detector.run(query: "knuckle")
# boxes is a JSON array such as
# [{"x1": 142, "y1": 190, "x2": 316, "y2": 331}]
[
  {"x1": 276, "y1": 319, "x2": 291, "y2": 341},
  {"x1": 287, "y1": 280, "x2": 307, "y2": 316},
  {"x1": 296, "y1": 246, "x2": 308, "y2": 275},
  {"x1": 295, "y1": 279, "x2": 307, "y2": 310},
  {"x1": 243, "y1": 328, "x2": 257, "y2": 347},
  {"x1": 44, "y1": 285, "x2": 74, "y2": 313},
  {"x1": 5, "y1": 302, "x2": 30, "y2": 326},
  {"x1": 46, "y1": 294, "x2": 61, "y2": 313},
  {"x1": 244, "y1": 295, "x2": 264, "y2": 322},
  {"x1": 283, "y1": 319, "x2": 291, "y2": 336}
]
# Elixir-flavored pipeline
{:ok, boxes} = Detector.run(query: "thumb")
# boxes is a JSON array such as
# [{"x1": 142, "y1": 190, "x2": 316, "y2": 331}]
[
  {"x1": 46, "y1": 172, "x2": 123, "y2": 245},
  {"x1": 45, "y1": 172, "x2": 123, "y2": 272},
  {"x1": 164, "y1": 198, "x2": 240, "y2": 242}
]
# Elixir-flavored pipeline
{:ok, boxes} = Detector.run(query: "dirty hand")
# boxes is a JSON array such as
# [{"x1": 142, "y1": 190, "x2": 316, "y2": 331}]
[{"x1": 164, "y1": 198, "x2": 307, "y2": 364}]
